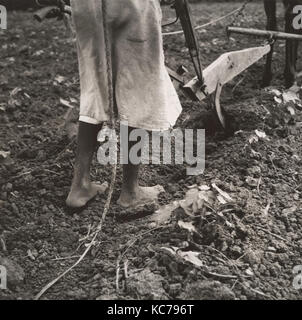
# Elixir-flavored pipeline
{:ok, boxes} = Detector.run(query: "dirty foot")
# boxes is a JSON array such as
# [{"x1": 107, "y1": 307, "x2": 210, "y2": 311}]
[
  {"x1": 66, "y1": 182, "x2": 108, "y2": 208},
  {"x1": 117, "y1": 185, "x2": 165, "y2": 208}
]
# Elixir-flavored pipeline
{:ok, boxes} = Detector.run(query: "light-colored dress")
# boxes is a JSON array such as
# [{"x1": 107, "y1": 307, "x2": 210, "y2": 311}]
[{"x1": 71, "y1": 0, "x2": 182, "y2": 131}]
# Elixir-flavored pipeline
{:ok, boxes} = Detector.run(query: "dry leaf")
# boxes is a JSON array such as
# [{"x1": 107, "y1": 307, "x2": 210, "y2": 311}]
[
  {"x1": 161, "y1": 247, "x2": 204, "y2": 267},
  {"x1": 255, "y1": 130, "x2": 267, "y2": 139},
  {"x1": 212, "y1": 183, "x2": 234, "y2": 202},
  {"x1": 274, "y1": 96, "x2": 282, "y2": 104},
  {"x1": 54, "y1": 75, "x2": 67, "y2": 84},
  {"x1": 178, "y1": 251, "x2": 204, "y2": 267},
  {"x1": 248, "y1": 135, "x2": 259, "y2": 144},
  {"x1": 150, "y1": 202, "x2": 179, "y2": 225},
  {"x1": 60, "y1": 98, "x2": 74, "y2": 109},
  {"x1": 0, "y1": 151, "x2": 10, "y2": 160},
  {"x1": 198, "y1": 185, "x2": 211, "y2": 191},
  {"x1": 282, "y1": 90, "x2": 300, "y2": 104},
  {"x1": 178, "y1": 220, "x2": 197, "y2": 233}
]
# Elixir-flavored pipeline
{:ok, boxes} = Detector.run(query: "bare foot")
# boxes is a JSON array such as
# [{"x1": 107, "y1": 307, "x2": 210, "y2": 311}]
[
  {"x1": 117, "y1": 185, "x2": 165, "y2": 208},
  {"x1": 66, "y1": 182, "x2": 108, "y2": 208}
]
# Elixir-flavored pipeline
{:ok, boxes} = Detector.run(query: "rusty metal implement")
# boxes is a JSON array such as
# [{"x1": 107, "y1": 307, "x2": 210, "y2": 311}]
[
  {"x1": 227, "y1": 26, "x2": 302, "y2": 42},
  {"x1": 169, "y1": 0, "x2": 272, "y2": 130},
  {"x1": 174, "y1": 0, "x2": 204, "y2": 86}
]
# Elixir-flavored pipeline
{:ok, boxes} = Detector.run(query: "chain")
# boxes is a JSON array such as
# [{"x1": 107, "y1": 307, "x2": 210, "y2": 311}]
[
  {"x1": 229, "y1": 0, "x2": 253, "y2": 27},
  {"x1": 100, "y1": 0, "x2": 117, "y2": 221},
  {"x1": 101, "y1": 0, "x2": 115, "y2": 129}
]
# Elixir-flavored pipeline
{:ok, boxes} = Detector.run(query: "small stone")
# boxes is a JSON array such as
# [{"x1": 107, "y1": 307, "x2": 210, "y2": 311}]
[
  {"x1": 245, "y1": 268, "x2": 254, "y2": 276},
  {"x1": 245, "y1": 177, "x2": 258, "y2": 188},
  {"x1": 40, "y1": 189, "x2": 47, "y2": 196},
  {"x1": 258, "y1": 265, "x2": 267, "y2": 274},
  {"x1": 127, "y1": 268, "x2": 168, "y2": 300},
  {"x1": 294, "y1": 194, "x2": 300, "y2": 200},
  {"x1": 169, "y1": 283, "x2": 182, "y2": 296},
  {"x1": 180, "y1": 280, "x2": 236, "y2": 300},
  {"x1": 11, "y1": 203, "x2": 19, "y2": 215},
  {"x1": 1, "y1": 192, "x2": 7, "y2": 200},
  {"x1": 5, "y1": 183, "x2": 13, "y2": 192},
  {"x1": 66, "y1": 288, "x2": 86, "y2": 299},
  {"x1": 243, "y1": 249, "x2": 262, "y2": 265},
  {"x1": 246, "y1": 166, "x2": 261, "y2": 177},
  {"x1": 231, "y1": 245, "x2": 242, "y2": 257}
]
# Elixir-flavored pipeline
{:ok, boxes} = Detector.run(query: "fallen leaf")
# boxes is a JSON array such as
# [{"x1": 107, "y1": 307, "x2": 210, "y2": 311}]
[
  {"x1": 161, "y1": 247, "x2": 204, "y2": 268},
  {"x1": 178, "y1": 220, "x2": 197, "y2": 233},
  {"x1": 255, "y1": 130, "x2": 267, "y2": 139},
  {"x1": 282, "y1": 90, "x2": 300, "y2": 104},
  {"x1": 27, "y1": 249, "x2": 36, "y2": 261},
  {"x1": 212, "y1": 183, "x2": 234, "y2": 202},
  {"x1": 54, "y1": 75, "x2": 67, "y2": 84},
  {"x1": 149, "y1": 201, "x2": 179, "y2": 225},
  {"x1": 60, "y1": 98, "x2": 74, "y2": 109},
  {"x1": 248, "y1": 135, "x2": 259, "y2": 144},
  {"x1": 179, "y1": 250, "x2": 204, "y2": 267},
  {"x1": 269, "y1": 88, "x2": 282, "y2": 97},
  {"x1": 0, "y1": 151, "x2": 10, "y2": 160},
  {"x1": 198, "y1": 185, "x2": 211, "y2": 191},
  {"x1": 262, "y1": 202, "x2": 271, "y2": 216},
  {"x1": 217, "y1": 195, "x2": 227, "y2": 204},
  {"x1": 274, "y1": 96, "x2": 282, "y2": 104}
]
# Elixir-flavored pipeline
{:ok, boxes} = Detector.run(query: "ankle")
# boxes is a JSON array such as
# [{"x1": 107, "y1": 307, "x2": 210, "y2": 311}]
[
  {"x1": 121, "y1": 183, "x2": 139, "y2": 195},
  {"x1": 71, "y1": 176, "x2": 91, "y2": 190}
]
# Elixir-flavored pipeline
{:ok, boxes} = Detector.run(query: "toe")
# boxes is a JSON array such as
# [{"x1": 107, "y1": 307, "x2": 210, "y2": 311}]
[{"x1": 154, "y1": 184, "x2": 165, "y2": 194}]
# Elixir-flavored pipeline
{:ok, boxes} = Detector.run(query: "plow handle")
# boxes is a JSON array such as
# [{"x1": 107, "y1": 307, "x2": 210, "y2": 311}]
[
  {"x1": 34, "y1": 5, "x2": 71, "y2": 22},
  {"x1": 227, "y1": 26, "x2": 302, "y2": 41},
  {"x1": 34, "y1": 6, "x2": 59, "y2": 22}
]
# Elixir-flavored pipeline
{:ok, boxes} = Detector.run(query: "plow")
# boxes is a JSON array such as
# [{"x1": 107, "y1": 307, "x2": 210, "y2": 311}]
[{"x1": 34, "y1": 0, "x2": 302, "y2": 132}]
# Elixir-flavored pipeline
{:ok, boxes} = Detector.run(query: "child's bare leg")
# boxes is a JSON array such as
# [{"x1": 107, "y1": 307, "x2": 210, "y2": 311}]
[
  {"x1": 117, "y1": 127, "x2": 164, "y2": 208},
  {"x1": 66, "y1": 122, "x2": 107, "y2": 208}
]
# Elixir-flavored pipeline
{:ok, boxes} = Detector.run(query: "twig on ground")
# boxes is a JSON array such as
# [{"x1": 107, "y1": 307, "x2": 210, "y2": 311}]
[
  {"x1": 257, "y1": 176, "x2": 262, "y2": 196},
  {"x1": 231, "y1": 279, "x2": 238, "y2": 291},
  {"x1": 239, "y1": 282, "x2": 277, "y2": 300},
  {"x1": 9, "y1": 171, "x2": 32, "y2": 182},
  {"x1": 255, "y1": 225, "x2": 288, "y2": 243},
  {"x1": 116, "y1": 254, "x2": 121, "y2": 292},
  {"x1": 51, "y1": 255, "x2": 81, "y2": 261},
  {"x1": 202, "y1": 269, "x2": 238, "y2": 280},
  {"x1": 0, "y1": 237, "x2": 7, "y2": 252},
  {"x1": 124, "y1": 259, "x2": 129, "y2": 279}
]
